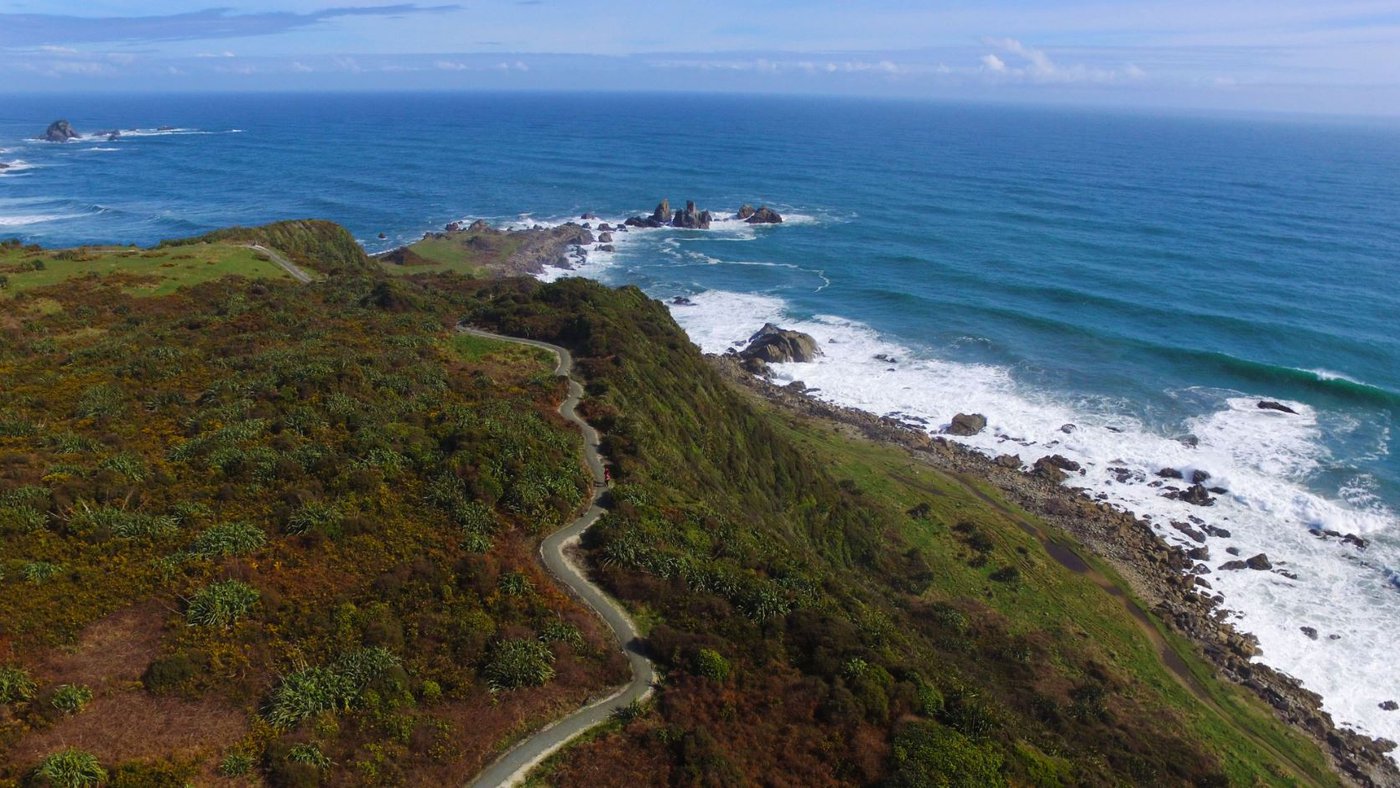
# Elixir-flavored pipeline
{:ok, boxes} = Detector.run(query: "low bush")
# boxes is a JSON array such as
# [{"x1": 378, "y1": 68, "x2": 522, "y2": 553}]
[
  {"x1": 31, "y1": 748, "x2": 107, "y2": 787},
  {"x1": 50, "y1": 684, "x2": 93, "y2": 715}
]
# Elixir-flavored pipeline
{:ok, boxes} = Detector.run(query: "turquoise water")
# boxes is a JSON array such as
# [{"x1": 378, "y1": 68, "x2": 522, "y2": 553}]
[{"x1": 2, "y1": 92, "x2": 1398, "y2": 744}]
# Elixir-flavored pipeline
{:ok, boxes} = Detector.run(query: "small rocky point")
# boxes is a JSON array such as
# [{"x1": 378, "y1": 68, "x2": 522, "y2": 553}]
[{"x1": 1258, "y1": 400, "x2": 1299, "y2": 415}]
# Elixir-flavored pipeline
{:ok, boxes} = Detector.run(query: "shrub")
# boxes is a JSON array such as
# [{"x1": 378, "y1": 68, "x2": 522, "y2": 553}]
[
  {"x1": 497, "y1": 571, "x2": 532, "y2": 597},
  {"x1": 142, "y1": 654, "x2": 199, "y2": 694},
  {"x1": 693, "y1": 648, "x2": 731, "y2": 682},
  {"x1": 186, "y1": 580, "x2": 260, "y2": 627},
  {"x1": 483, "y1": 638, "x2": 555, "y2": 691},
  {"x1": 889, "y1": 721, "x2": 1005, "y2": 787},
  {"x1": 188, "y1": 521, "x2": 266, "y2": 558},
  {"x1": 419, "y1": 679, "x2": 442, "y2": 705},
  {"x1": 0, "y1": 665, "x2": 37, "y2": 703},
  {"x1": 50, "y1": 684, "x2": 93, "y2": 714},
  {"x1": 67, "y1": 502, "x2": 178, "y2": 540},
  {"x1": 32, "y1": 748, "x2": 107, "y2": 787}
]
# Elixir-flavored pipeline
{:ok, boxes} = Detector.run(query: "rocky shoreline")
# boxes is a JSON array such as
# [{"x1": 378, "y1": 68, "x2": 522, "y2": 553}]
[{"x1": 707, "y1": 349, "x2": 1399, "y2": 786}]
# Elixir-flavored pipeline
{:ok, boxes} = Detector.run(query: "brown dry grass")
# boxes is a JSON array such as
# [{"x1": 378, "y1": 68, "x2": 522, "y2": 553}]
[
  {"x1": 34, "y1": 601, "x2": 170, "y2": 691},
  {"x1": 9, "y1": 693, "x2": 247, "y2": 768}
]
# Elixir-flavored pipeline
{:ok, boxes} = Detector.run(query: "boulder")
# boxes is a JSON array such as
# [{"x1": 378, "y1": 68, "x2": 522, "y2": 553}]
[
  {"x1": 580, "y1": 212, "x2": 599, "y2": 220},
  {"x1": 598, "y1": 245, "x2": 615, "y2": 252},
  {"x1": 945, "y1": 413, "x2": 987, "y2": 437},
  {"x1": 597, "y1": 223, "x2": 613, "y2": 232},
  {"x1": 598, "y1": 232, "x2": 613, "y2": 243},
  {"x1": 670, "y1": 296, "x2": 695, "y2": 307},
  {"x1": 1179, "y1": 484, "x2": 1215, "y2": 506},
  {"x1": 1245, "y1": 553, "x2": 1272, "y2": 570},
  {"x1": 1191, "y1": 469, "x2": 1211, "y2": 484},
  {"x1": 1381, "y1": 701, "x2": 1398, "y2": 711},
  {"x1": 1060, "y1": 423, "x2": 1077, "y2": 434},
  {"x1": 40, "y1": 119, "x2": 80, "y2": 142},
  {"x1": 739, "y1": 323, "x2": 821, "y2": 364},
  {"x1": 737, "y1": 204, "x2": 756, "y2": 220},
  {"x1": 1258, "y1": 400, "x2": 1299, "y2": 415},
  {"x1": 106, "y1": 130, "x2": 121, "y2": 142},
  {"x1": 651, "y1": 199, "x2": 673, "y2": 224},
  {"x1": 746, "y1": 206, "x2": 783, "y2": 224},
  {"x1": 1158, "y1": 467, "x2": 1184, "y2": 480},
  {"x1": 467, "y1": 219, "x2": 492, "y2": 233},
  {"x1": 1042, "y1": 455, "x2": 1081, "y2": 472},
  {"x1": 1220, "y1": 560, "x2": 1248, "y2": 571},
  {"x1": 994, "y1": 454, "x2": 1021, "y2": 469},
  {"x1": 1036, "y1": 456, "x2": 1064, "y2": 481},
  {"x1": 1301, "y1": 626, "x2": 1318, "y2": 640}
]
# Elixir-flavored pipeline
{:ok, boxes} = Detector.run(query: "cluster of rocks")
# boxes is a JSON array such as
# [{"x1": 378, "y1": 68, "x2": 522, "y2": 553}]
[
  {"x1": 623, "y1": 199, "x2": 784, "y2": 229},
  {"x1": 626, "y1": 199, "x2": 712, "y2": 229},
  {"x1": 707, "y1": 354, "x2": 1399, "y2": 785}
]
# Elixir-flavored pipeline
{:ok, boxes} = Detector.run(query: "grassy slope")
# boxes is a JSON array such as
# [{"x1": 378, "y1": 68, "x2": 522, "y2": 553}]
[
  {"x1": 449, "y1": 275, "x2": 1336, "y2": 787},
  {"x1": 0, "y1": 228, "x2": 623, "y2": 785},
  {"x1": 381, "y1": 231, "x2": 529, "y2": 279},
  {"x1": 0, "y1": 241, "x2": 292, "y2": 300}
]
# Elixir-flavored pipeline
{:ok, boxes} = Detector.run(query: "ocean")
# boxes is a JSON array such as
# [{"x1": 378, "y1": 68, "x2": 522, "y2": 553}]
[{"x1": 2, "y1": 91, "x2": 1397, "y2": 748}]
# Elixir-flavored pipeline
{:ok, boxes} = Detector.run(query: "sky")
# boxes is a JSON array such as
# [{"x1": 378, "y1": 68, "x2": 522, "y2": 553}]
[{"x1": 1, "y1": 1, "x2": 1398, "y2": 116}]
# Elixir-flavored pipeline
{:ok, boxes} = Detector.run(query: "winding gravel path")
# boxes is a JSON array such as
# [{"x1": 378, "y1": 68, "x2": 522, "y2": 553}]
[{"x1": 457, "y1": 326, "x2": 656, "y2": 788}]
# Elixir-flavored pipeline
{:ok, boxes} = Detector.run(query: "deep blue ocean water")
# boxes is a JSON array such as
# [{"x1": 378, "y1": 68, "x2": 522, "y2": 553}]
[{"x1": 3, "y1": 92, "x2": 1398, "y2": 744}]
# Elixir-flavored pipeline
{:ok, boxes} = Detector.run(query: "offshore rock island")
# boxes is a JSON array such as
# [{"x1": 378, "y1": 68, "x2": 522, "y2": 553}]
[{"x1": 0, "y1": 217, "x2": 1394, "y2": 787}]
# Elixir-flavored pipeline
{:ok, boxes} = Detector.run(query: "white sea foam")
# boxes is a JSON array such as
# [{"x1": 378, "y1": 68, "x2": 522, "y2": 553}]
[
  {"x1": 0, "y1": 213, "x2": 83, "y2": 227},
  {"x1": 666, "y1": 287, "x2": 1400, "y2": 753}
]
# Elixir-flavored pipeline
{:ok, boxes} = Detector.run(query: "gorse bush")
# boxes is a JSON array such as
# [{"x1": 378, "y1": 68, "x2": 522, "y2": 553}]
[
  {"x1": 0, "y1": 665, "x2": 37, "y2": 704},
  {"x1": 32, "y1": 748, "x2": 107, "y2": 787},
  {"x1": 186, "y1": 580, "x2": 260, "y2": 627},
  {"x1": 50, "y1": 684, "x2": 93, "y2": 715},
  {"x1": 483, "y1": 638, "x2": 555, "y2": 691}
]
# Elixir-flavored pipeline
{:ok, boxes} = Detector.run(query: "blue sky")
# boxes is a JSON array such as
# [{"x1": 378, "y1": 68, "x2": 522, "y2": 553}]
[{"x1": 2, "y1": 1, "x2": 1398, "y2": 115}]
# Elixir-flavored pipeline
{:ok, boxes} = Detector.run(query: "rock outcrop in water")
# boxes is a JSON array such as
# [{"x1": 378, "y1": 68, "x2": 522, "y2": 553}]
[
  {"x1": 40, "y1": 119, "x2": 80, "y2": 142},
  {"x1": 672, "y1": 201, "x2": 712, "y2": 229},
  {"x1": 1258, "y1": 400, "x2": 1299, "y2": 415},
  {"x1": 745, "y1": 205, "x2": 784, "y2": 224},
  {"x1": 740, "y1": 323, "x2": 821, "y2": 364}
]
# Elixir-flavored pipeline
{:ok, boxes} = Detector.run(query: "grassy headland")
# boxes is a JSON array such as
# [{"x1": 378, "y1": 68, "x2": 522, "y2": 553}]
[{"x1": 0, "y1": 220, "x2": 1382, "y2": 786}]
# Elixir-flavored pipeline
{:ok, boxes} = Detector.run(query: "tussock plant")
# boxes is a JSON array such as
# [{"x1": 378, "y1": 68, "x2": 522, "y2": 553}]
[
  {"x1": 266, "y1": 647, "x2": 401, "y2": 729},
  {"x1": 483, "y1": 638, "x2": 555, "y2": 691},
  {"x1": 186, "y1": 580, "x2": 260, "y2": 627},
  {"x1": 50, "y1": 684, "x2": 93, "y2": 715},
  {"x1": 32, "y1": 748, "x2": 107, "y2": 787},
  {"x1": 0, "y1": 666, "x2": 37, "y2": 704},
  {"x1": 188, "y1": 521, "x2": 266, "y2": 558}
]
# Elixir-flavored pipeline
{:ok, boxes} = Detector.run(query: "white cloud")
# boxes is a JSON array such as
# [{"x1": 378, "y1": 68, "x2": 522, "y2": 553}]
[{"x1": 978, "y1": 38, "x2": 1145, "y2": 84}]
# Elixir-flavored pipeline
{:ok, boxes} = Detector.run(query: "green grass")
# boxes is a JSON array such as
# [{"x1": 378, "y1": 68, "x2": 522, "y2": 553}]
[
  {"x1": 765, "y1": 409, "x2": 1337, "y2": 786},
  {"x1": 447, "y1": 332, "x2": 552, "y2": 369},
  {"x1": 0, "y1": 242, "x2": 291, "y2": 300},
  {"x1": 382, "y1": 232, "x2": 527, "y2": 277}
]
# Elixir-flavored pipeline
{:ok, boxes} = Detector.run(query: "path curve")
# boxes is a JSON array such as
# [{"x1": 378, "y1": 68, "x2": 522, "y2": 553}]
[
  {"x1": 245, "y1": 243, "x2": 313, "y2": 284},
  {"x1": 457, "y1": 326, "x2": 656, "y2": 788}
]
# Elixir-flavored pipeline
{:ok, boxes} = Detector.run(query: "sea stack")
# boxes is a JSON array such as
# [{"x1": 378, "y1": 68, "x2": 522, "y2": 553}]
[{"x1": 40, "y1": 119, "x2": 81, "y2": 142}]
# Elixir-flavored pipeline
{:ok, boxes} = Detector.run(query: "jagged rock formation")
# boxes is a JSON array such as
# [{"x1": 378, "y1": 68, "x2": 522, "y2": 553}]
[{"x1": 40, "y1": 119, "x2": 80, "y2": 142}]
